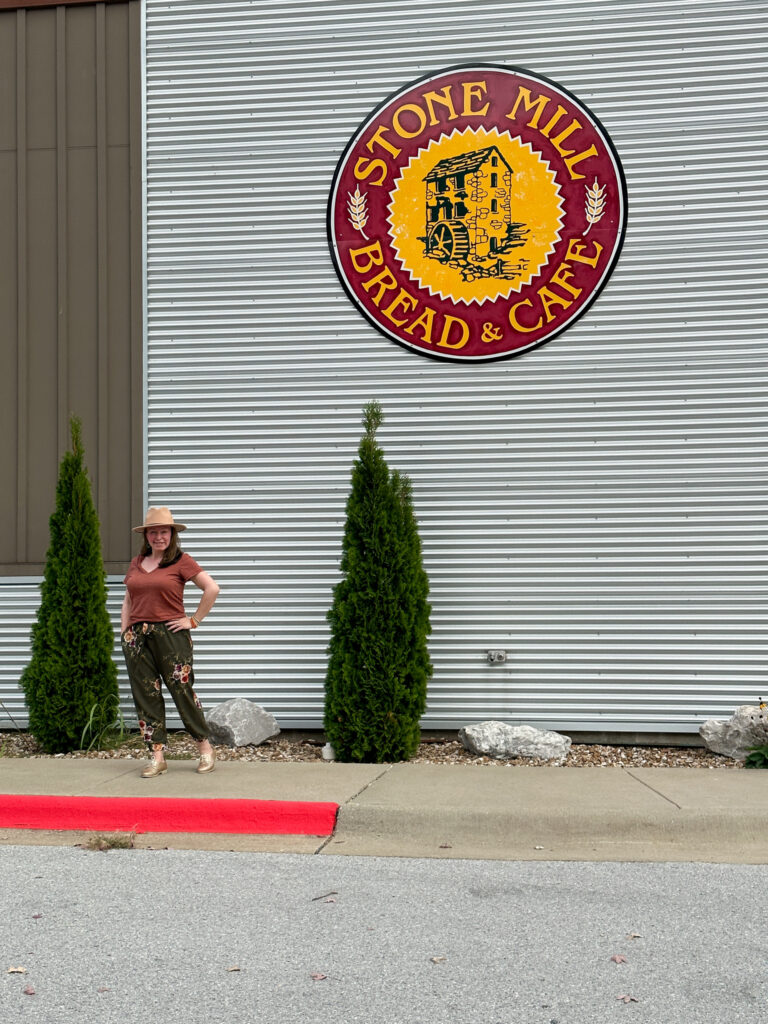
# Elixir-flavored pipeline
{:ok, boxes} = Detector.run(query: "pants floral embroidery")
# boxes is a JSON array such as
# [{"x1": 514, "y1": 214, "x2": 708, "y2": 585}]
[{"x1": 121, "y1": 621, "x2": 210, "y2": 749}]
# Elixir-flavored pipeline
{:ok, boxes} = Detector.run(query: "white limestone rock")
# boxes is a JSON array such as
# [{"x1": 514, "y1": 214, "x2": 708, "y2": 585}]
[
  {"x1": 699, "y1": 705, "x2": 768, "y2": 761},
  {"x1": 459, "y1": 721, "x2": 571, "y2": 763},
  {"x1": 206, "y1": 698, "x2": 280, "y2": 748}
]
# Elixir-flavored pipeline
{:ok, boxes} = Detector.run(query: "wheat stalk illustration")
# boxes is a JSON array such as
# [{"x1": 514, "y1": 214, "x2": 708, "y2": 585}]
[
  {"x1": 584, "y1": 178, "x2": 606, "y2": 235},
  {"x1": 347, "y1": 185, "x2": 369, "y2": 239}
]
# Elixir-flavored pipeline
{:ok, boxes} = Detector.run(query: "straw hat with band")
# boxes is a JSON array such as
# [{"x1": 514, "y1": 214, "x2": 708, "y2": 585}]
[{"x1": 132, "y1": 507, "x2": 187, "y2": 534}]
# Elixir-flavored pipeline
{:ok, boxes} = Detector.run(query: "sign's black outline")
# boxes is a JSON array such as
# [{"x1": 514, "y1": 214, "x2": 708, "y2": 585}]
[{"x1": 327, "y1": 62, "x2": 628, "y2": 364}]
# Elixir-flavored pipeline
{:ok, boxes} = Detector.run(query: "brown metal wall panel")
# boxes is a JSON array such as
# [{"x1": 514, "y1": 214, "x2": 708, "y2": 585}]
[
  {"x1": 67, "y1": 148, "x2": 98, "y2": 393},
  {"x1": 105, "y1": 142, "x2": 135, "y2": 554},
  {"x1": 0, "y1": 147, "x2": 18, "y2": 564},
  {"x1": 0, "y1": 1, "x2": 125, "y2": 9},
  {"x1": 55, "y1": 5, "x2": 67, "y2": 451},
  {"x1": 0, "y1": 0, "x2": 142, "y2": 575},
  {"x1": 13, "y1": 11, "x2": 28, "y2": 564},
  {"x1": 66, "y1": 7, "x2": 96, "y2": 148},
  {"x1": 1, "y1": 1, "x2": 124, "y2": 8},
  {"x1": 0, "y1": 16, "x2": 16, "y2": 555},
  {"x1": 25, "y1": 147, "x2": 59, "y2": 559},
  {"x1": 95, "y1": 3, "x2": 109, "y2": 513},
  {"x1": 0, "y1": 19, "x2": 15, "y2": 145},
  {"x1": 105, "y1": 0, "x2": 129, "y2": 143},
  {"x1": 25, "y1": 9, "x2": 55, "y2": 149},
  {"x1": 126, "y1": 0, "x2": 142, "y2": 560}
]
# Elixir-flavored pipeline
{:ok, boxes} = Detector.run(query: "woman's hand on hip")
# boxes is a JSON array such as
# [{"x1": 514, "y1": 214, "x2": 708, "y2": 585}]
[{"x1": 166, "y1": 616, "x2": 194, "y2": 633}]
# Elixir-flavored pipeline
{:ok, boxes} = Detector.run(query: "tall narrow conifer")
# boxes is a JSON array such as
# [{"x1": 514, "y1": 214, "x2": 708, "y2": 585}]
[
  {"x1": 20, "y1": 417, "x2": 118, "y2": 752},
  {"x1": 325, "y1": 402, "x2": 432, "y2": 762}
]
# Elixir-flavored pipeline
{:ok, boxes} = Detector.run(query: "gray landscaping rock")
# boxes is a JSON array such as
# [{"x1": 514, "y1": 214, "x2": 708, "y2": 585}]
[
  {"x1": 206, "y1": 698, "x2": 280, "y2": 748},
  {"x1": 699, "y1": 705, "x2": 768, "y2": 761},
  {"x1": 459, "y1": 721, "x2": 571, "y2": 763}
]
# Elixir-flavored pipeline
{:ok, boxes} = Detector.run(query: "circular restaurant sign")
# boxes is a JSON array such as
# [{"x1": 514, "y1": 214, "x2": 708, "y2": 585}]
[{"x1": 328, "y1": 64, "x2": 627, "y2": 362}]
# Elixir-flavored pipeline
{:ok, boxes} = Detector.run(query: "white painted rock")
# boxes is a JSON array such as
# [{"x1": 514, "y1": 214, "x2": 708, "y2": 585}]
[
  {"x1": 206, "y1": 698, "x2": 280, "y2": 748},
  {"x1": 699, "y1": 706, "x2": 768, "y2": 760},
  {"x1": 458, "y1": 721, "x2": 571, "y2": 763}
]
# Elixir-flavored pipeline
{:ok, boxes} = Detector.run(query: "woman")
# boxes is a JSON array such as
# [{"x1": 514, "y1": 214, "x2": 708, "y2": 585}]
[{"x1": 121, "y1": 507, "x2": 220, "y2": 778}]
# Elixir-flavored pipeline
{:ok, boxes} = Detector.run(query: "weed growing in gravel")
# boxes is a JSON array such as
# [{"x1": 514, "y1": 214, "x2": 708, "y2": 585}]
[
  {"x1": 82, "y1": 831, "x2": 136, "y2": 851},
  {"x1": 80, "y1": 700, "x2": 133, "y2": 753}
]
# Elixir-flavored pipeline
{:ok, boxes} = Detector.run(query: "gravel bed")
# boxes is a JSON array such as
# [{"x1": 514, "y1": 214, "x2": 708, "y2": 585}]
[{"x1": 0, "y1": 731, "x2": 741, "y2": 768}]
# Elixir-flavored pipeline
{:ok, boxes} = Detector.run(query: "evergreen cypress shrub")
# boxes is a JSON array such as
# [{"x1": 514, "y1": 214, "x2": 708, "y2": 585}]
[
  {"x1": 20, "y1": 417, "x2": 118, "y2": 753},
  {"x1": 325, "y1": 401, "x2": 432, "y2": 762}
]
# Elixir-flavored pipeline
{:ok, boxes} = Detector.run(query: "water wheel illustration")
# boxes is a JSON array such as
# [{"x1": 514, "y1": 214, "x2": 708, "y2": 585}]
[{"x1": 426, "y1": 220, "x2": 470, "y2": 261}]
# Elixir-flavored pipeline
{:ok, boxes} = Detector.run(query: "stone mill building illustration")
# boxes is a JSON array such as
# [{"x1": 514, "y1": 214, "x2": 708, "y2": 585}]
[{"x1": 423, "y1": 145, "x2": 529, "y2": 278}]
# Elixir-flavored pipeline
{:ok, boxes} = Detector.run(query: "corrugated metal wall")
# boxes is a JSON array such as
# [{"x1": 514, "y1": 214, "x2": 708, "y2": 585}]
[
  {"x1": 3, "y1": 0, "x2": 766, "y2": 734},
  {"x1": 0, "y1": 578, "x2": 126, "y2": 727},
  {"x1": 141, "y1": 0, "x2": 767, "y2": 733}
]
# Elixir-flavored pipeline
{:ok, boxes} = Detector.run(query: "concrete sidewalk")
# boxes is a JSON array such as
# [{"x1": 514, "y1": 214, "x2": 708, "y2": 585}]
[{"x1": 1, "y1": 757, "x2": 765, "y2": 862}]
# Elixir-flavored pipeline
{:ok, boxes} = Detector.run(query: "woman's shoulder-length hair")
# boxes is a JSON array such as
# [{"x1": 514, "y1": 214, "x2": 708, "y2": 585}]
[{"x1": 140, "y1": 528, "x2": 183, "y2": 566}]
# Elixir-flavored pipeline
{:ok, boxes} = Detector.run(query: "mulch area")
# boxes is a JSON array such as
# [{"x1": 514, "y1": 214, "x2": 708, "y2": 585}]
[{"x1": 0, "y1": 731, "x2": 742, "y2": 768}]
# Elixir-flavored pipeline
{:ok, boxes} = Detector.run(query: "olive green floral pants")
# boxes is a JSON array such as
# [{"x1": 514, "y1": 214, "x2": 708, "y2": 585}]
[{"x1": 121, "y1": 621, "x2": 210, "y2": 749}]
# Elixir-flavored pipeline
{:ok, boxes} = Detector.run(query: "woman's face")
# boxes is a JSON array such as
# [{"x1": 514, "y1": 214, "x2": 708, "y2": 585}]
[{"x1": 146, "y1": 526, "x2": 172, "y2": 552}]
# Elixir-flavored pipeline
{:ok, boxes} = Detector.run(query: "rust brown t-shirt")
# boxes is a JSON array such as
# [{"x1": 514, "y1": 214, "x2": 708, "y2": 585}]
[{"x1": 123, "y1": 552, "x2": 203, "y2": 624}]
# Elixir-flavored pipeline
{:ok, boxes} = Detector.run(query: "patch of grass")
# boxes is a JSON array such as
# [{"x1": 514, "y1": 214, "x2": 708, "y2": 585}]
[
  {"x1": 81, "y1": 831, "x2": 136, "y2": 851},
  {"x1": 80, "y1": 700, "x2": 133, "y2": 753}
]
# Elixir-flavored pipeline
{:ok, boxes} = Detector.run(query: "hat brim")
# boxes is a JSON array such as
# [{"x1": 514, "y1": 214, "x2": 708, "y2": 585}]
[{"x1": 132, "y1": 522, "x2": 186, "y2": 533}]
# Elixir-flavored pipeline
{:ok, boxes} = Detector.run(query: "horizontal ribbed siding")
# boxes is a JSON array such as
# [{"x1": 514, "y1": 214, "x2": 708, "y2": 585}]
[
  {"x1": 0, "y1": 581, "x2": 131, "y2": 727},
  {"x1": 140, "y1": 0, "x2": 767, "y2": 731}
]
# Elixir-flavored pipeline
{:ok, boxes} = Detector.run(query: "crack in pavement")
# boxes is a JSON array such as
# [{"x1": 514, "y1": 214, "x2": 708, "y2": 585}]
[
  {"x1": 623, "y1": 767, "x2": 682, "y2": 809},
  {"x1": 314, "y1": 764, "x2": 394, "y2": 854}
]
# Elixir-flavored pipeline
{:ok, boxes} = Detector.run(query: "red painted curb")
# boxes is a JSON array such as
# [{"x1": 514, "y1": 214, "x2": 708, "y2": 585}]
[{"x1": 0, "y1": 794, "x2": 339, "y2": 836}]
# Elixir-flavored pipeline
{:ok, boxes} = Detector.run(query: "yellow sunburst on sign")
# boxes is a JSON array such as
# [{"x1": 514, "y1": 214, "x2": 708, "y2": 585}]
[{"x1": 387, "y1": 127, "x2": 564, "y2": 306}]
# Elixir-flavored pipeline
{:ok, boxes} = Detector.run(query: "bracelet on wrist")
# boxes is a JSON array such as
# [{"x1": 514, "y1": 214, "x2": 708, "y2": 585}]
[{"x1": 190, "y1": 615, "x2": 200, "y2": 629}]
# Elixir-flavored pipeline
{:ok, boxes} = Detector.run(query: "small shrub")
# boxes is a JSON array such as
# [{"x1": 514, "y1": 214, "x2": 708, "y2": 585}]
[
  {"x1": 324, "y1": 402, "x2": 432, "y2": 762},
  {"x1": 20, "y1": 417, "x2": 119, "y2": 753}
]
